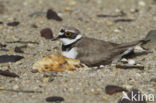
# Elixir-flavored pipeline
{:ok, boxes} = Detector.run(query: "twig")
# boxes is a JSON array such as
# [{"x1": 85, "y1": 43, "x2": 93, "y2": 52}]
[
  {"x1": 116, "y1": 64, "x2": 144, "y2": 70},
  {"x1": 114, "y1": 19, "x2": 134, "y2": 23},
  {"x1": 0, "y1": 88, "x2": 42, "y2": 93},
  {"x1": 6, "y1": 41, "x2": 39, "y2": 44}
]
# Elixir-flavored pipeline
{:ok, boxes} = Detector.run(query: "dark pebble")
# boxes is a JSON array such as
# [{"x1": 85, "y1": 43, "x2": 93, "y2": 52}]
[
  {"x1": 31, "y1": 69, "x2": 38, "y2": 73},
  {"x1": 45, "y1": 96, "x2": 64, "y2": 102},
  {"x1": 46, "y1": 9, "x2": 62, "y2": 21},
  {"x1": 40, "y1": 28, "x2": 53, "y2": 39},
  {"x1": 0, "y1": 55, "x2": 24, "y2": 63},
  {"x1": 0, "y1": 43, "x2": 7, "y2": 47},
  {"x1": 118, "y1": 89, "x2": 146, "y2": 103},
  {"x1": 0, "y1": 70, "x2": 19, "y2": 78},
  {"x1": 105, "y1": 85, "x2": 128, "y2": 95},
  {"x1": 7, "y1": 21, "x2": 20, "y2": 26},
  {"x1": 31, "y1": 24, "x2": 38, "y2": 28},
  {"x1": 0, "y1": 21, "x2": 3, "y2": 24},
  {"x1": 14, "y1": 47, "x2": 24, "y2": 53}
]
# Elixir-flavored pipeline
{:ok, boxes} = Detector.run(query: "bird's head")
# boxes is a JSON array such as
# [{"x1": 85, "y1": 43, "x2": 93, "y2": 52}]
[{"x1": 52, "y1": 26, "x2": 82, "y2": 45}]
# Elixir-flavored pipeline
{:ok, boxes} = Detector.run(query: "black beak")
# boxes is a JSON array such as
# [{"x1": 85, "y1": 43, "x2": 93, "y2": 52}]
[{"x1": 51, "y1": 36, "x2": 60, "y2": 41}]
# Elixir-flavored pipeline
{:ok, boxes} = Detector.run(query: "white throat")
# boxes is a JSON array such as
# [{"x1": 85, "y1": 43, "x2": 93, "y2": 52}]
[
  {"x1": 60, "y1": 34, "x2": 82, "y2": 45},
  {"x1": 62, "y1": 47, "x2": 78, "y2": 59}
]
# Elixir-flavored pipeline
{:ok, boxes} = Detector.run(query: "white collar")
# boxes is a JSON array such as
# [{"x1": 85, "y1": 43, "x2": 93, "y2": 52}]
[{"x1": 60, "y1": 34, "x2": 82, "y2": 45}]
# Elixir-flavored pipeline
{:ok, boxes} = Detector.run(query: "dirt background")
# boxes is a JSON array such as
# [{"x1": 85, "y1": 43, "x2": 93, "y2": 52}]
[{"x1": 0, "y1": 0, "x2": 156, "y2": 103}]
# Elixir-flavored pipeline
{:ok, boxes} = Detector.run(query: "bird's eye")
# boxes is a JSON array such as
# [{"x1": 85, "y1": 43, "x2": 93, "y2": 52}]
[
  {"x1": 65, "y1": 32, "x2": 71, "y2": 36},
  {"x1": 60, "y1": 29, "x2": 65, "y2": 32}
]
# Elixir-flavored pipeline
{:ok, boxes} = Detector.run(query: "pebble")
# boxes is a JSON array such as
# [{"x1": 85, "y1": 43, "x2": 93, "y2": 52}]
[
  {"x1": 65, "y1": 7, "x2": 71, "y2": 12},
  {"x1": 40, "y1": 28, "x2": 53, "y2": 39},
  {"x1": 128, "y1": 59, "x2": 136, "y2": 65},
  {"x1": 14, "y1": 47, "x2": 24, "y2": 53},
  {"x1": 105, "y1": 85, "x2": 128, "y2": 95},
  {"x1": 45, "y1": 96, "x2": 64, "y2": 102},
  {"x1": 46, "y1": 9, "x2": 62, "y2": 21},
  {"x1": 13, "y1": 85, "x2": 19, "y2": 90},
  {"x1": 7, "y1": 21, "x2": 20, "y2": 26},
  {"x1": 139, "y1": 1, "x2": 146, "y2": 7},
  {"x1": 41, "y1": 77, "x2": 50, "y2": 82},
  {"x1": 39, "y1": 21, "x2": 44, "y2": 25},
  {"x1": 0, "y1": 21, "x2": 3, "y2": 24},
  {"x1": 130, "y1": 8, "x2": 139, "y2": 13},
  {"x1": 114, "y1": 29, "x2": 120, "y2": 33},
  {"x1": 68, "y1": 1, "x2": 76, "y2": 6},
  {"x1": 121, "y1": 58, "x2": 128, "y2": 63}
]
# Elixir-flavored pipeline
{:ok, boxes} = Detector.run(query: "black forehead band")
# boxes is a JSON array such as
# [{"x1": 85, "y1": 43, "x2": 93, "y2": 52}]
[{"x1": 60, "y1": 29, "x2": 65, "y2": 32}]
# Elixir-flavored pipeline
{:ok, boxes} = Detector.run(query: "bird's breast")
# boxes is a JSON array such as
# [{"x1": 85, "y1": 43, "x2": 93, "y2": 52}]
[{"x1": 62, "y1": 47, "x2": 78, "y2": 59}]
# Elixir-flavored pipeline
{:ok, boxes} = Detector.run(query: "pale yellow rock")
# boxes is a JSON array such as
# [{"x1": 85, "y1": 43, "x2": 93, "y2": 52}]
[
  {"x1": 33, "y1": 54, "x2": 82, "y2": 72},
  {"x1": 41, "y1": 77, "x2": 50, "y2": 82},
  {"x1": 13, "y1": 85, "x2": 19, "y2": 90},
  {"x1": 39, "y1": 21, "x2": 44, "y2": 25},
  {"x1": 65, "y1": 7, "x2": 71, "y2": 12},
  {"x1": 68, "y1": 1, "x2": 76, "y2": 6}
]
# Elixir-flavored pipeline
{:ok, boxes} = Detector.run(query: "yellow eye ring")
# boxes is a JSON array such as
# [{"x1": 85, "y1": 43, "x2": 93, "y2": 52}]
[{"x1": 65, "y1": 32, "x2": 71, "y2": 36}]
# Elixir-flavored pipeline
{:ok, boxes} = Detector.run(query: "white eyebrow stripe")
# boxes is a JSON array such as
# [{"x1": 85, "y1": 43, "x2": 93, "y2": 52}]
[
  {"x1": 65, "y1": 30, "x2": 75, "y2": 33},
  {"x1": 59, "y1": 32, "x2": 64, "y2": 35}
]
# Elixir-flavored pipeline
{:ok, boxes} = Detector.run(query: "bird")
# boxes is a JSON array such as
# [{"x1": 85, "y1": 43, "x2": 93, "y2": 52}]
[{"x1": 52, "y1": 26, "x2": 149, "y2": 67}]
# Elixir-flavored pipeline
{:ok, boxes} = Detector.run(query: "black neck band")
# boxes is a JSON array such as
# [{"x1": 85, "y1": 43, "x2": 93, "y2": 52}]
[{"x1": 62, "y1": 38, "x2": 81, "y2": 51}]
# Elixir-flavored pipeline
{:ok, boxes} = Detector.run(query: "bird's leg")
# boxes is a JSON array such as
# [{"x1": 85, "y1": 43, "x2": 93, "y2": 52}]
[{"x1": 112, "y1": 47, "x2": 134, "y2": 64}]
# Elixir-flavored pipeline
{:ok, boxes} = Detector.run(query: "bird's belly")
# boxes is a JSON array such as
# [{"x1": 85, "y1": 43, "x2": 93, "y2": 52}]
[{"x1": 62, "y1": 47, "x2": 78, "y2": 59}]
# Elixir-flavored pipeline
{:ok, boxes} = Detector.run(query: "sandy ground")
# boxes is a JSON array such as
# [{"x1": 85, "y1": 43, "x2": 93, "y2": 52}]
[{"x1": 0, "y1": 0, "x2": 156, "y2": 103}]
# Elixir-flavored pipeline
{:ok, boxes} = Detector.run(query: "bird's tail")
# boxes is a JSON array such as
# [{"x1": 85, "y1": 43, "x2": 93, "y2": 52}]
[{"x1": 116, "y1": 39, "x2": 151, "y2": 49}]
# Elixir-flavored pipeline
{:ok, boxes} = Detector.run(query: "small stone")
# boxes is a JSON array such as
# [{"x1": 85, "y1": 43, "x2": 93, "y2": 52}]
[
  {"x1": 39, "y1": 21, "x2": 44, "y2": 25},
  {"x1": 45, "y1": 96, "x2": 64, "y2": 102},
  {"x1": 139, "y1": 1, "x2": 146, "y2": 7},
  {"x1": 103, "y1": 96, "x2": 108, "y2": 101},
  {"x1": 105, "y1": 85, "x2": 128, "y2": 95},
  {"x1": 114, "y1": 29, "x2": 120, "y2": 33},
  {"x1": 7, "y1": 21, "x2": 20, "y2": 26},
  {"x1": 41, "y1": 77, "x2": 50, "y2": 82},
  {"x1": 100, "y1": 65, "x2": 104, "y2": 68},
  {"x1": 31, "y1": 24, "x2": 38, "y2": 28},
  {"x1": 46, "y1": 9, "x2": 62, "y2": 21},
  {"x1": 65, "y1": 7, "x2": 71, "y2": 12},
  {"x1": 130, "y1": 8, "x2": 139, "y2": 13},
  {"x1": 14, "y1": 47, "x2": 24, "y2": 53},
  {"x1": 25, "y1": 80, "x2": 30, "y2": 84},
  {"x1": 40, "y1": 28, "x2": 53, "y2": 39},
  {"x1": 68, "y1": 1, "x2": 76, "y2": 6},
  {"x1": 0, "y1": 21, "x2": 3, "y2": 24},
  {"x1": 13, "y1": 85, "x2": 19, "y2": 90},
  {"x1": 121, "y1": 58, "x2": 128, "y2": 63},
  {"x1": 128, "y1": 59, "x2": 136, "y2": 65}
]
